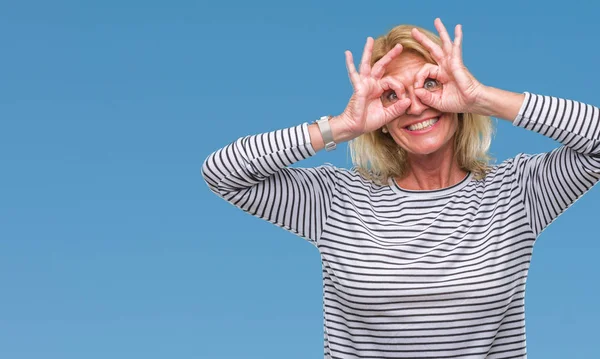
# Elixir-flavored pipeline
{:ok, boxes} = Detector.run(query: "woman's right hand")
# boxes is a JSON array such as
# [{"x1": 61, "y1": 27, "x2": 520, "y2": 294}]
[{"x1": 331, "y1": 37, "x2": 412, "y2": 142}]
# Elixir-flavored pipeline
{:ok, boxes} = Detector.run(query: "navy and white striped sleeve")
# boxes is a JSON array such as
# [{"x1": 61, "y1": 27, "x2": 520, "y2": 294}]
[
  {"x1": 512, "y1": 92, "x2": 600, "y2": 236},
  {"x1": 201, "y1": 123, "x2": 339, "y2": 245}
]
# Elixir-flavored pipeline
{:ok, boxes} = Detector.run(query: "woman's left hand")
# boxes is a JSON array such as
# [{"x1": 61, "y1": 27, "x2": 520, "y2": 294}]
[{"x1": 411, "y1": 18, "x2": 485, "y2": 114}]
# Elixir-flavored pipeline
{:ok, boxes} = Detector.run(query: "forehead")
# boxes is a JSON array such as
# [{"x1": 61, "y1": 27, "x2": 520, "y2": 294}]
[{"x1": 383, "y1": 51, "x2": 428, "y2": 80}]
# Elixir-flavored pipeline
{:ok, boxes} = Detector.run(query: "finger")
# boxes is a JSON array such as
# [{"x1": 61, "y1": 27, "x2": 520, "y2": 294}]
[
  {"x1": 414, "y1": 63, "x2": 440, "y2": 89},
  {"x1": 384, "y1": 98, "x2": 412, "y2": 121},
  {"x1": 379, "y1": 77, "x2": 411, "y2": 119},
  {"x1": 371, "y1": 44, "x2": 403, "y2": 79},
  {"x1": 359, "y1": 37, "x2": 374, "y2": 76},
  {"x1": 380, "y1": 76, "x2": 408, "y2": 101},
  {"x1": 380, "y1": 78, "x2": 410, "y2": 115},
  {"x1": 411, "y1": 28, "x2": 444, "y2": 62},
  {"x1": 414, "y1": 88, "x2": 441, "y2": 109},
  {"x1": 452, "y1": 24, "x2": 463, "y2": 60},
  {"x1": 345, "y1": 50, "x2": 361, "y2": 87},
  {"x1": 434, "y1": 18, "x2": 452, "y2": 54}
]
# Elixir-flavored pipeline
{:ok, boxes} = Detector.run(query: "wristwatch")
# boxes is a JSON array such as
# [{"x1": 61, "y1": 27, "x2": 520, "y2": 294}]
[{"x1": 315, "y1": 115, "x2": 337, "y2": 151}]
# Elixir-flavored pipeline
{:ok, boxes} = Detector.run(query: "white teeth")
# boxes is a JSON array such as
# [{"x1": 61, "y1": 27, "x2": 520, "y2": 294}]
[{"x1": 407, "y1": 117, "x2": 439, "y2": 131}]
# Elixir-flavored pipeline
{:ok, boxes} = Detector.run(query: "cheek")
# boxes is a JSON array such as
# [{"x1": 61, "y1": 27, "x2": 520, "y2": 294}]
[
  {"x1": 387, "y1": 116, "x2": 403, "y2": 127},
  {"x1": 439, "y1": 114, "x2": 458, "y2": 136}
]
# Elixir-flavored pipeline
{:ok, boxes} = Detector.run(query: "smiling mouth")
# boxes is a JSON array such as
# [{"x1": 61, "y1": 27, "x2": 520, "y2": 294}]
[{"x1": 405, "y1": 117, "x2": 439, "y2": 131}]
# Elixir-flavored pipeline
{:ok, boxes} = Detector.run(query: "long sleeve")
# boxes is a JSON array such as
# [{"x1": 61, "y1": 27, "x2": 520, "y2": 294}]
[
  {"x1": 201, "y1": 123, "x2": 340, "y2": 245},
  {"x1": 511, "y1": 92, "x2": 600, "y2": 237}
]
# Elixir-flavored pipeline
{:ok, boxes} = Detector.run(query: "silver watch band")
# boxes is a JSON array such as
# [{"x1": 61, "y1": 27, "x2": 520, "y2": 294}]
[{"x1": 316, "y1": 115, "x2": 336, "y2": 151}]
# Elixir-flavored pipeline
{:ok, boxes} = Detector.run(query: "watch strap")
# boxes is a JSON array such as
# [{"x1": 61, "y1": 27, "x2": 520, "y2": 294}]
[{"x1": 316, "y1": 115, "x2": 337, "y2": 151}]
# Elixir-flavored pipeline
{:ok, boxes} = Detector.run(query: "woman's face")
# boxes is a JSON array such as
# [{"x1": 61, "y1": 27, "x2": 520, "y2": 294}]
[{"x1": 381, "y1": 51, "x2": 459, "y2": 158}]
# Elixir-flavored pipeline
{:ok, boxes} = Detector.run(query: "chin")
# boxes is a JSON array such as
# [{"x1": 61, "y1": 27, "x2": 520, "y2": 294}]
[
  {"x1": 403, "y1": 134, "x2": 453, "y2": 155},
  {"x1": 404, "y1": 144, "x2": 447, "y2": 156}
]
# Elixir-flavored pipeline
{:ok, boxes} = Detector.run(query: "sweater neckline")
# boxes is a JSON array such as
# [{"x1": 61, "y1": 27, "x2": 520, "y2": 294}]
[{"x1": 388, "y1": 172, "x2": 473, "y2": 198}]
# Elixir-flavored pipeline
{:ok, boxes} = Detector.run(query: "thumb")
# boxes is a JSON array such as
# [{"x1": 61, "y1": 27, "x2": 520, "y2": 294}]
[{"x1": 414, "y1": 88, "x2": 440, "y2": 109}]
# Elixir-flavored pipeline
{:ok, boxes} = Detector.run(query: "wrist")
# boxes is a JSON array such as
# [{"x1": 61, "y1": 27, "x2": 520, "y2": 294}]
[
  {"x1": 308, "y1": 114, "x2": 360, "y2": 153},
  {"x1": 469, "y1": 85, "x2": 495, "y2": 116},
  {"x1": 329, "y1": 114, "x2": 358, "y2": 144},
  {"x1": 471, "y1": 86, "x2": 525, "y2": 121}
]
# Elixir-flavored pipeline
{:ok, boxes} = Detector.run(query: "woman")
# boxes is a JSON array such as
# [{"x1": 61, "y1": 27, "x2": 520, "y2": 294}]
[{"x1": 202, "y1": 18, "x2": 600, "y2": 358}]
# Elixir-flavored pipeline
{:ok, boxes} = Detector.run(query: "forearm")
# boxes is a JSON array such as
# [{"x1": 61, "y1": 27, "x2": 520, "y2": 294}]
[
  {"x1": 202, "y1": 124, "x2": 340, "y2": 243},
  {"x1": 512, "y1": 92, "x2": 600, "y2": 156},
  {"x1": 202, "y1": 124, "x2": 317, "y2": 194},
  {"x1": 472, "y1": 86, "x2": 526, "y2": 122},
  {"x1": 510, "y1": 92, "x2": 600, "y2": 235}
]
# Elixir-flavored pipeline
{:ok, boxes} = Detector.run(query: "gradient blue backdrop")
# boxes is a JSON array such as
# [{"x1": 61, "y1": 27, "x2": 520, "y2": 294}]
[{"x1": 1, "y1": 1, "x2": 598, "y2": 358}]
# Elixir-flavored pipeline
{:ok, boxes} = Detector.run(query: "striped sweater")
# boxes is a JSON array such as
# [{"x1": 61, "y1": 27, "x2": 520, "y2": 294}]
[{"x1": 202, "y1": 92, "x2": 600, "y2": 358}]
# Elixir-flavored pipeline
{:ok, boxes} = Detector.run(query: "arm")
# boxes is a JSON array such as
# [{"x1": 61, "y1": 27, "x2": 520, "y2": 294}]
[
  {"x1": 202, "y1": 38, "x2": 414, "y2": 244},
  {"x1": 202, "y1": 110, "x2": 406, "y2": 244},
  {"x1": 202, "y1": 123, "x2": 340, "y2": 245},
  {"x1": 505, "y1": 92, "x2": 600, "y2": 236},
  {"x1": 461, "y1": 86, "x2": 600, "y2": 236},
  {"x1": 410, "y1": 19, "x2": 600, "y2": 236}
]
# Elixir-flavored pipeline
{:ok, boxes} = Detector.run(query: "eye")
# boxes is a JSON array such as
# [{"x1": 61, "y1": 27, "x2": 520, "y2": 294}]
[
  {"x1": 423, "y1": 78, "x2": 440, "y2": 91},
  {"x1": 381, "y1": 90, "x2": 398, "y2": 103}
]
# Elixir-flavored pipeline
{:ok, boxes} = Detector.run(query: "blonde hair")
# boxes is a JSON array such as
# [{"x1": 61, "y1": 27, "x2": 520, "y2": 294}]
[{"x1": 349, "y1": 24, "x2": 493, "y2": 186}]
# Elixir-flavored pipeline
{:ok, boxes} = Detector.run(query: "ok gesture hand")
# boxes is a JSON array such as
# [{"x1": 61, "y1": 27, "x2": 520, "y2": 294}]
[
  {"x1": 411, "y1": 18, "x2": 484, "y2": 114},
  {"x1": 335, "y1": 38, "x2": 412, "y2": 141}
]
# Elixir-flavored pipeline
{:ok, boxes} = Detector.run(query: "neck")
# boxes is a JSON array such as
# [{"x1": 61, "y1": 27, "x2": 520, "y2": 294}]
[{"x1": 395, "y1": 142, "x2": 467, "y2": 191}]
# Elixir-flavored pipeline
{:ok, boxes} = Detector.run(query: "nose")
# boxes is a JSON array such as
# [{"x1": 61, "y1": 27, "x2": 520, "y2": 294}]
[{"x1": 405, "y1": 89, "x2": 428, "y2": 116}]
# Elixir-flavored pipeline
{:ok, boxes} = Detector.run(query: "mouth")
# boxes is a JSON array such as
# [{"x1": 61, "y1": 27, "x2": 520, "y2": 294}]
[{"x1": 404, "y1": 117, "x2": 440, "y2": 133}]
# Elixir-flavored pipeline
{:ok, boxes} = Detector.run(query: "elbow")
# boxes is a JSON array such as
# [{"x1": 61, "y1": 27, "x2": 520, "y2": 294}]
[{"x1": 201, "y1": 153, "x2": 221, "y2": 194}]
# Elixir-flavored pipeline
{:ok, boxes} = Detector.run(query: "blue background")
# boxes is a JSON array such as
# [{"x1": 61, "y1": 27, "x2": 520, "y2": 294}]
[{"x1": 1, "y1": 1, "x2": 598, "y2": 358}]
